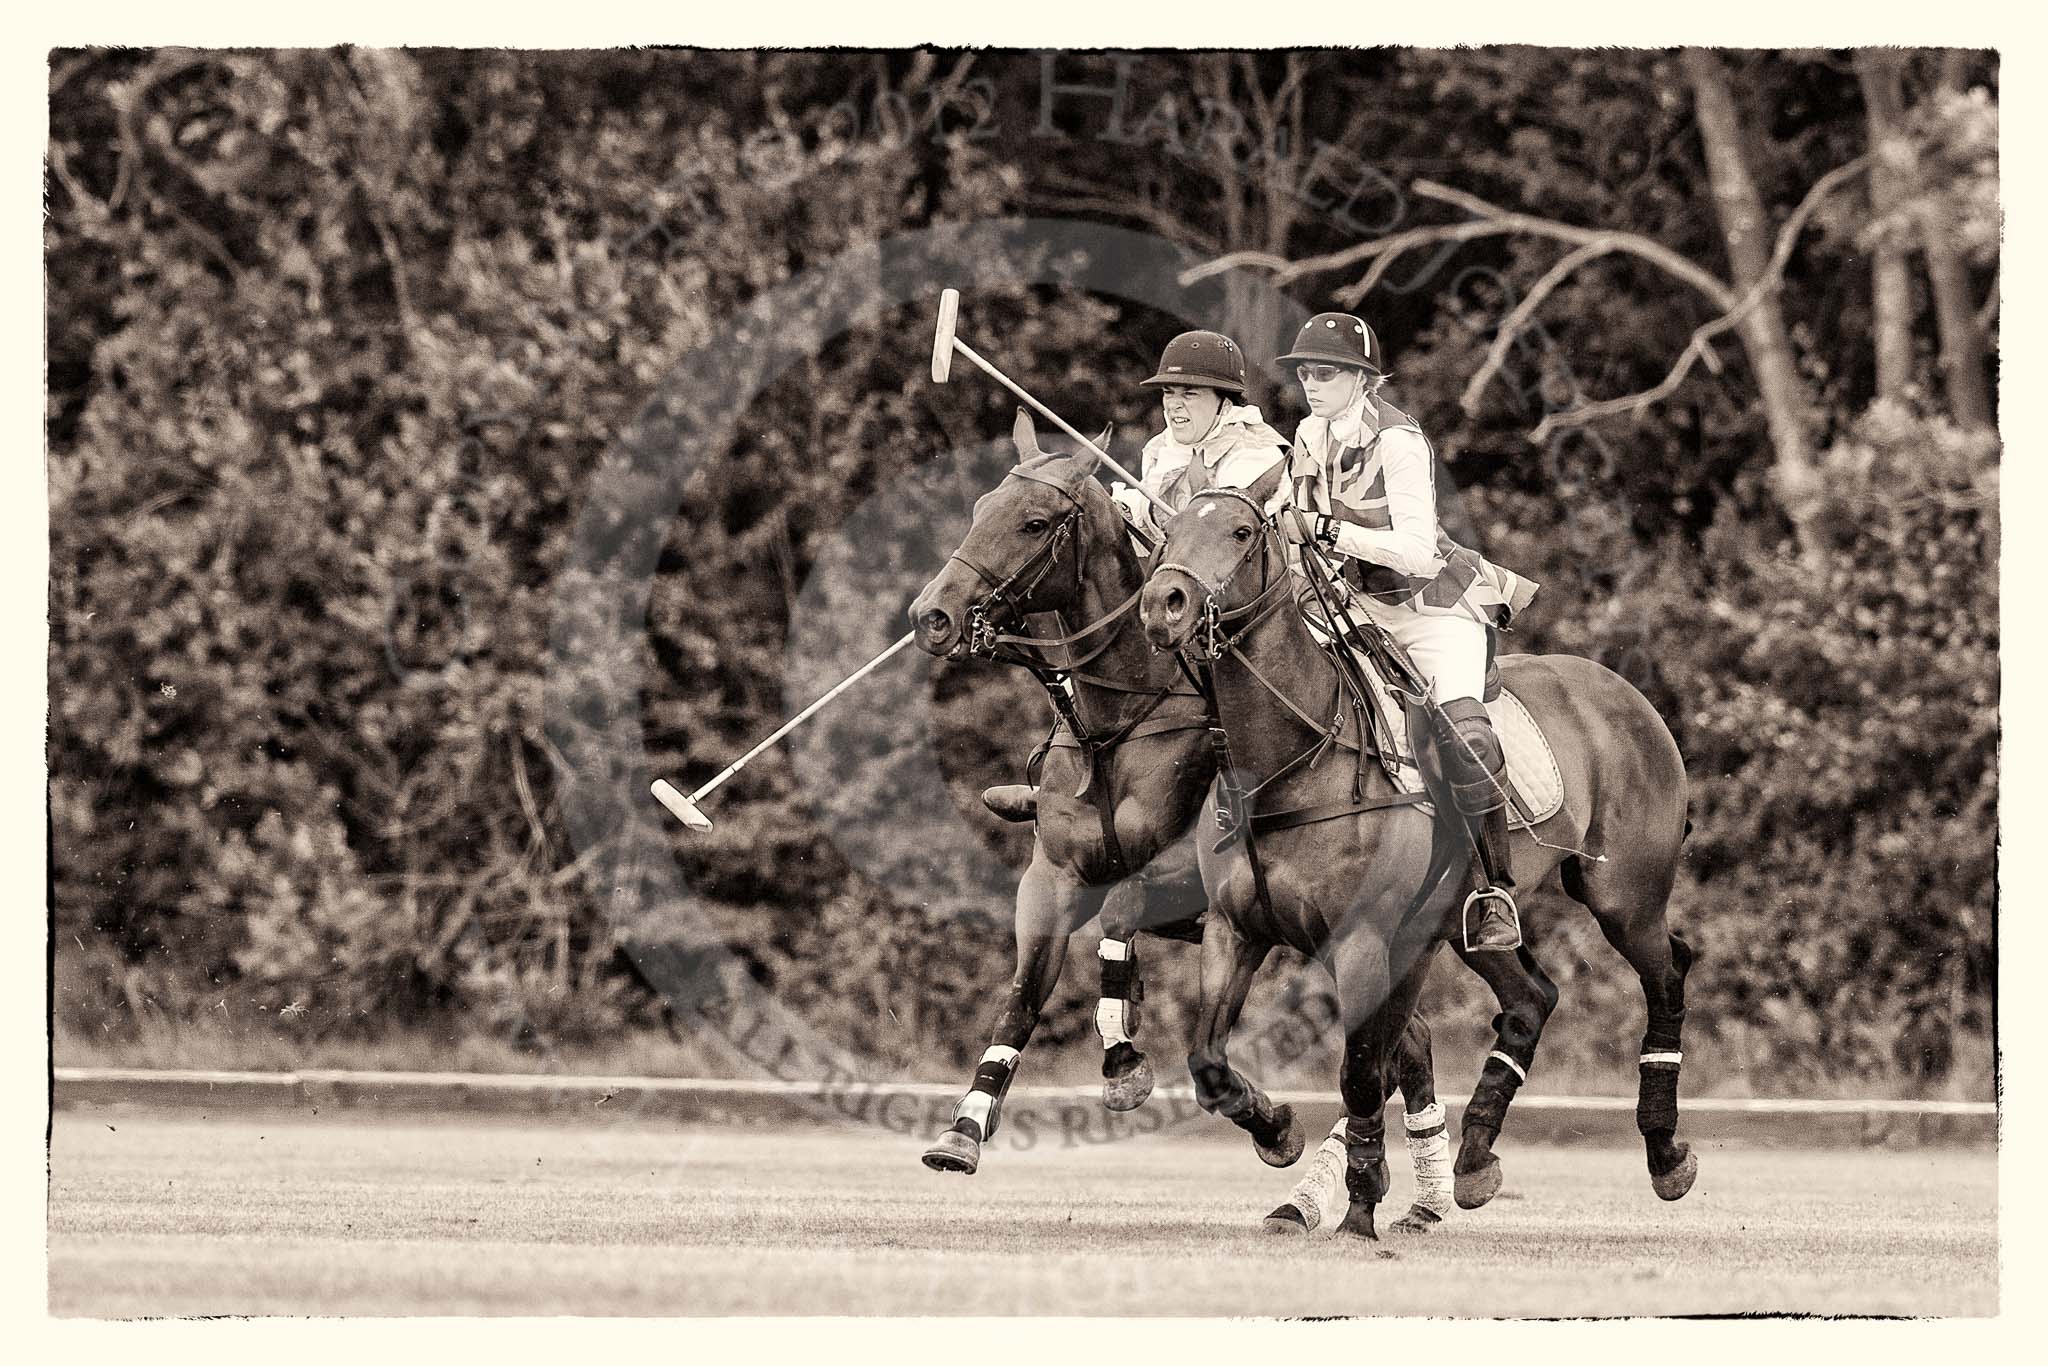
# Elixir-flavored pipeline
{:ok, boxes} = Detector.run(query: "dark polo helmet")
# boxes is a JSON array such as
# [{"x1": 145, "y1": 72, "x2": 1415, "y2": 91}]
[
  {"x1": 1141, "y1": 330, "x2": 1248, "y2": 395},
  {"x1": 1275, "y1": 312, "x2": 1384, "y2": 376}
]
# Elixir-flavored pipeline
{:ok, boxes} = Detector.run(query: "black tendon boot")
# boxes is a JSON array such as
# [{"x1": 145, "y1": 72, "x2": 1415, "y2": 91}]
[{"x1": 1441, "y1": 698, "x2": 1521, "y2": 952}]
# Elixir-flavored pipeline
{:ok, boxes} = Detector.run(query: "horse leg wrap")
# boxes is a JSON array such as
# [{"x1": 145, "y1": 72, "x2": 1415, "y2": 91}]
[
  {"x1": 1461, "y1": 1013, "x2": 1529, "y2": 1139},
  {"x1": 954, "y1": 1044, "x2": 1020, "y2": 1140},
  {"x1": 1341, "y1": 1120, "x2": 1390, "y2": 1207},
  {"x1": 1636, "y1": 1008, "x2": 1685, "y2": 1137},
  {"x1": 1216, "y1": 1082, "x2": 1266, "y2": 1126},
  {"x1": 1403, "y1": 1101, "x2": 1454, "y2": 1217},
  {"x1": 1095, "y1": 938, "x2": 1141, "y2": 1049},
  {"x1": 1189, "y1": 1052, "x2": 1252, "y2": 1118}
]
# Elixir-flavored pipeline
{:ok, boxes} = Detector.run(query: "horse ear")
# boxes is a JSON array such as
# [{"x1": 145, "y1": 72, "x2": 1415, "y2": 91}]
[
  {"x1": 1011, "y1": 408, "x2": 1042, "y2": 460},
  {"x1": 1068, "y1": 429, "x2": 1105, "y2": 481}
]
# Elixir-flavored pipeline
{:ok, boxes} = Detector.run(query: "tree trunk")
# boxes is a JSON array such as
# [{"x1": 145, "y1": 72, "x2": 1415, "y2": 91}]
[
  {"x1": 1681, "y1": 49, "x2": 1823, "y2": 525},
  {"x1": 1919, "y1": 55, "x2": 1995, "y2": 431},
  {"x1": 1856, "y1": 49, "x2": 1914, "y2": 403},
  {"x1": 1204, "y1": 53, "x2": 1303, "y2": 413}
]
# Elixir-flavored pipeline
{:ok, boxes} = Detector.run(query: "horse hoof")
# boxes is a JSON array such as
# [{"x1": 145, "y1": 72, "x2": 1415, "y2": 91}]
[
  {"x1": 921, "y1": 1128, "x2": 981, "y2": 1175},
  {"x1": 1454, "y1": 1156, "x2": 1502, "y2": 1209},
  {"x1": 1335, "y1": 1206, "x2": 1380, "y2": 1241},
  {"x1": 1262, "y1": 1204, "x2": 1309, "y2": 1235},
  {"x1": 1651, "y1": 1146, "x2": 1698, "y2": 1201},
  {"x1": 1388, "y1": 1205, "x2": 1443, "y2": 1234},
  {"x1": 1102, "y1": 1055, "x2": 1154, "y2": 1113},
  {"x1": 1255, "y1": 1104, "x2": 1305, "y2": 1168}
]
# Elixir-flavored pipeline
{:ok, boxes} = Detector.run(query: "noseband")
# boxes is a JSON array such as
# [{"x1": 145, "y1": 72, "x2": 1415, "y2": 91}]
[{"x1": 1152, "y1": 486, "x2": 1292, "y2": 660}]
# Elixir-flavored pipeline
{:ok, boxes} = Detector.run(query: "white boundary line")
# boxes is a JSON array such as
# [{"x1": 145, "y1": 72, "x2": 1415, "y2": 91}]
[{"x1": 50, "y1": 1067, "x2": 1997, "y2": 1116}]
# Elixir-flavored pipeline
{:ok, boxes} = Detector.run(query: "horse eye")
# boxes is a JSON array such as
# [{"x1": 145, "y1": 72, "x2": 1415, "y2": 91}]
[
  {"x1": 1022, "y1": 519, "x2": 1049, "y2": 535},
  {"x1": 1233, "y1": 525, "x2": 1253, "y2": 541}
]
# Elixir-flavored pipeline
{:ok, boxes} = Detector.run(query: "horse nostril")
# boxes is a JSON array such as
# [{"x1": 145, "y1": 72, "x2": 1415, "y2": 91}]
[
  {"x1": 1163, "y1": 586, "x2": 1187, "y2": 619},
  {"x1": 920, "y1": 609, "x2": 954, "y2": 641}
]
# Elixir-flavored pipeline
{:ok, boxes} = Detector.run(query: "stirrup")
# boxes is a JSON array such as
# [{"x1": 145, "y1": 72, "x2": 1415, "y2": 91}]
[{"x1": 1462, "y1": 886, "x2": 1522, "y2": 953}]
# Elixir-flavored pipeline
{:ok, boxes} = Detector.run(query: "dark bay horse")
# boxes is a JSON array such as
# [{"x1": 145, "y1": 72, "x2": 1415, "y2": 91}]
[
  {"x1": 906, "y1": 415, "x2": 1453, "y2": 1222},
  {"x1": 1139, "y1": 486, "x2": 1698, "y2": 1239}
]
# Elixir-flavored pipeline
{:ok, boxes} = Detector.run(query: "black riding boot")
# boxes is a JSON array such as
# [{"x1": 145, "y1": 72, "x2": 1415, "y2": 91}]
[
  {"x1": 1440, "y1": 699, "x2": 1521, "y2": 952},
  {"x1": 1463, "y1": 803, "x2": 1521, "y2": 951}
]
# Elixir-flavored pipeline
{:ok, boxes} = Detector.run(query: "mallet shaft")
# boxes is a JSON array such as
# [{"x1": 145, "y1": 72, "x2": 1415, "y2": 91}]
[
  {"x1": 950, "y1": 338, "x2": 1174, "y2": 518},
  {"x1": 675, "y1": 630, "x2": 918, "y2": 806}
]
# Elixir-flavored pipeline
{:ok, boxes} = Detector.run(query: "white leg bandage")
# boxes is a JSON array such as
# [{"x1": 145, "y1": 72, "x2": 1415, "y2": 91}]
[
  {"x1": 953, "y1": 1045, "x2": 1020, "y2": 1133},
  {"x1": 955, "y1": 1090, "x2": 994, "y2": 1132},
  {"x1": 1094, "y1": 999, "x2": 1132, "y2": 1048},
  {"x1": 1404, "y1": 1101, "x2": 1454, "y2": 1218},
  {"x1": 1287, "y1": 1131, "x2": 1350, "y2": 1233},
  {"x1": 1095, "y1": 938, "x2": 1133, "y2": 1048}
]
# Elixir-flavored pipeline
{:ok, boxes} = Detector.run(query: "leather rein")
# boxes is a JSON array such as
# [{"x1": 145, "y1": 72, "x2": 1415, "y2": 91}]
[{"x1": 1158, "y1": 486, "x2": 1431, "y2": 843}]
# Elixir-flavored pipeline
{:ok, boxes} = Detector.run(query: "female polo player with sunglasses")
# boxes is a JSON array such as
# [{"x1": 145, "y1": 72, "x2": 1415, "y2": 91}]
[{"x1": 1272, "y1": 312, "x2": 1539, "y2": 952}]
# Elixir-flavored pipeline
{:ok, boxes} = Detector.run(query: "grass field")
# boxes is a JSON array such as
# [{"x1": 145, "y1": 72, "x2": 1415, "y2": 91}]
[{"x1": 49, "y1": 1109, "x2": 1997, "y2": 1318}]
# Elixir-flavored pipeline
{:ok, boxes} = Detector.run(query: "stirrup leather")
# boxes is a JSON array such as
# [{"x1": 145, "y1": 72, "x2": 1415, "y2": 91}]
[{"x1": 1461, "y1": 885, "x2": 1522, "y2": 952}]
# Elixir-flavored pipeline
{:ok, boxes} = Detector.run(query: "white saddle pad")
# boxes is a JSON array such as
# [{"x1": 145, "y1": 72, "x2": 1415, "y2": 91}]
[{"x1": 1353, "y1": 652, "x2": 1565, "y2": 829}]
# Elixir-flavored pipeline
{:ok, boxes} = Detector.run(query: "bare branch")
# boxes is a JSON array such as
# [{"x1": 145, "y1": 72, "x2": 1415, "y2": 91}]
[
  {"x1": 107, "y1": 49, "x2": 215, "y2": 211},
  {"x1": 1410, "y1": 180, "x2": 1742, "y2": 311},
  {"x1": 1458, "y1": 239, "x2": 1621, "y2": 414},
  {"x1": 45, "y1": 139, "x2": 109, "y2": 221},
  {"x1": 1029, "y1": 173, "x2": 1220, "y2": 256},
  {"x1": 509, "y1": 733, "x2": 554, "y2": 868},
  {"x1": 1184, "y1": 181, "x2": 1743, "y2": 318},
  {"x1": 1530, "y1": 154, "x2": 1873, "y2": 443}
]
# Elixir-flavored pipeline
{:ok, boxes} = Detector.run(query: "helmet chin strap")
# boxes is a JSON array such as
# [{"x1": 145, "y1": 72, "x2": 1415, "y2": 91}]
[{"x1": 1339, "y1": 371, "x2": 1370, "y2": 415}]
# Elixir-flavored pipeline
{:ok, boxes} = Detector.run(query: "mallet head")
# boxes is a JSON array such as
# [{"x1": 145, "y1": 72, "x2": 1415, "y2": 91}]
[
  {"x1": 651, "y1": 778, "x2": 714, "y2": 832},
  {"x1": 931, "y1": 287, "x2": 960, "y2": 383}
]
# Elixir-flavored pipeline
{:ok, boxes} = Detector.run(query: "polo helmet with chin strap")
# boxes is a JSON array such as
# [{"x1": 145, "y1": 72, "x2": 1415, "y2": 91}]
[
  {"x1": 1275, "y1": 312, "x2": 1385, "y2": 377},
  {"x1": 1141, "y1": 330, "x2": 1248, "y2": 395}
]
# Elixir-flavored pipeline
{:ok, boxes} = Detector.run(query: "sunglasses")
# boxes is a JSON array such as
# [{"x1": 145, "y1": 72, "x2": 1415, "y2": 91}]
[{"x1": 1295, "y1": 363, "x2": 1356, "y2": 384}]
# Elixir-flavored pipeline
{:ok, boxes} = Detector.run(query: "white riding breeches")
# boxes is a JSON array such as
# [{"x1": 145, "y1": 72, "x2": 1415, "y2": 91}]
[{"x1": 1351, "y1": 594, "x2": 1488, "y2": 705}]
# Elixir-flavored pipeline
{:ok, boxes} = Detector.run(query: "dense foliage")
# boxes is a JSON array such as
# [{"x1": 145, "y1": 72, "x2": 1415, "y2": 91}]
[{"x1": 48, "y1": 49, "x2": 1997, "y2": 1093}]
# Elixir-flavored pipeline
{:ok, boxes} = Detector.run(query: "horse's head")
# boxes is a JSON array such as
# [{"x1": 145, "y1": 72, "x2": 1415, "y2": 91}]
[
  {"x1": 910, "y1": 409, "x2": 1117, "y2": 659},
  {"x1": 1140, "y1": 485, "x2": 1286, "y2": 655}
]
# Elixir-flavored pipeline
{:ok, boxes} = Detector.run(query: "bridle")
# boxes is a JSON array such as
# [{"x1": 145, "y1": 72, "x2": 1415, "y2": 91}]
[
  {"x1": 1152, "y1": 486, "x2": 1298, "y2": 665},
  {"x1": 1152, "y1": 485, "x2": 1434, "y2": 853},
  {"x1": 945, "y1": 467, "x2": 1093, "y2": 661}
]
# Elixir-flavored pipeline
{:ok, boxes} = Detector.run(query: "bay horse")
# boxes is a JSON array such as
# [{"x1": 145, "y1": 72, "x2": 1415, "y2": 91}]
[
  {"x1": 1138, "y1": 485, "x2": 1698, "y2": 1238},
  {"x1": 907, "y1": 414, "x2": 1455, "y2": 1227}
]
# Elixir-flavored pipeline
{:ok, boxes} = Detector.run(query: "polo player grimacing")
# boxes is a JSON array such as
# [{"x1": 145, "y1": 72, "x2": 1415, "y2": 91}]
[
  {"x1": 1271, "y1": 312, "x2": 1539, "y2": 951},
  {"x1": 1112, "y1": 329, "x2": 1290, "y2": 541}
]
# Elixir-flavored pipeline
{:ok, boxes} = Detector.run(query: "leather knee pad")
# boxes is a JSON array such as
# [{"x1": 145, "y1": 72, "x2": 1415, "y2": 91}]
[{"x1": 1438, "y1": 697, "x2": 1505, "y2": 803}]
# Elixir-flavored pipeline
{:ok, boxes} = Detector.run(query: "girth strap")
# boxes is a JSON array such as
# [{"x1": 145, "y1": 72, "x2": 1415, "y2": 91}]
[
  {"x1": 1045, "y1": 710, "x2": 1211, "y2": 752},
  {"x1": 1250, "y1": 789, "x2": 1431, "y2": 836}
]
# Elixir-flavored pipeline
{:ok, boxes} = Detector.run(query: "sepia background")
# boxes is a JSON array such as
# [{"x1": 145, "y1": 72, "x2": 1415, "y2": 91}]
[{"x1": 46, "y1": 47, "x2": 1999, "y2": 1104}]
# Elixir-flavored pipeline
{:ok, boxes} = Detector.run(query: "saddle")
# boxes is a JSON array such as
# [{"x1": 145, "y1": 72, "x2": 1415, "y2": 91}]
[{"x1": 1307, "y1": 617, "x2": 1564, "y2": 829}]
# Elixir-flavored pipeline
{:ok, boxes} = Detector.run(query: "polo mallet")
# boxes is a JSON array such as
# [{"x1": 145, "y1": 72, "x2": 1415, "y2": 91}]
[
  {"x1": 651, "y1": 631, "x2": 917, "y2": 831},
  {"x1": 654, "y1": 290, "x2": 1165, "y2": 833},
  {"x1": 932, "y1": 287, "x2": 1174, "y2": 531}
]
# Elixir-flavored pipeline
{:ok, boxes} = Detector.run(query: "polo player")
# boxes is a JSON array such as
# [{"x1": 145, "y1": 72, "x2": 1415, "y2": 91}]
[
  {"x1": 1112, "y1": 330, "x2": 1291, "y2": 539},
  {"x1": 1271, "y1": 312, "x2": 1539, "y2": 951},
  {"x1": 1088, "y1": 329, "x2": 1292, "y2": 1049}
]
